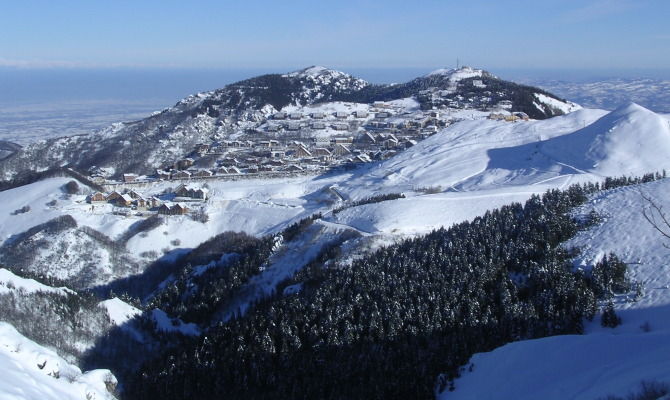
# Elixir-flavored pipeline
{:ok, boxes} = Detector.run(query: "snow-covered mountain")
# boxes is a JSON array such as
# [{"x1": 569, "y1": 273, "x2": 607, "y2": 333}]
[
  {"x1": 0, "y1": 66, "x2": 575, "y2": 181},
  {"x1": 2, "y1": 64, "x2": 668, "y2": 398}
]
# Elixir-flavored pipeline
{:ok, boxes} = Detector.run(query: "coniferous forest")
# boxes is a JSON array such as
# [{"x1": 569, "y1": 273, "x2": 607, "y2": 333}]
[{"x1": 122, "y1": 181, "x2": 637, "y2": 400}]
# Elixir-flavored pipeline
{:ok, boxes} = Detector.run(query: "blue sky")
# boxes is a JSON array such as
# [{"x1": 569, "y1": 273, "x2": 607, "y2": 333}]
[{"x1": 1, "y1": 0, "x2": 668, "y2": 71}]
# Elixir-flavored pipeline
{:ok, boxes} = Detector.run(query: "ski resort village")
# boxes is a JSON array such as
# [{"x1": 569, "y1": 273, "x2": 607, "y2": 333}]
[
  {"x1": 1, "y1": 65, "x2": 670, "y2": 400},
  {"x1": 72, "y1": 67, "x2": 547, "y2": 220}
]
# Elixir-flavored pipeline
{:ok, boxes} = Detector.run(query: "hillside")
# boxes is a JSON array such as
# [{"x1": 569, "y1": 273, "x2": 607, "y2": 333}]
[
  {"x1": 0, "y1": 66, "x2": 576, "y2": 181},
  {"x1": 443, "y1": 178, "x2": 670, "y2": 400},
  {"x1": 2, "y1": 96, "x2": 669, "y2": 399}
]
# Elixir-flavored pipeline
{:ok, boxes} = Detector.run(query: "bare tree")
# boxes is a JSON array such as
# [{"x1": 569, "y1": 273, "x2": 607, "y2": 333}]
[{"x1": 641, "y1": 191, "x2": 670, "y2": 249}]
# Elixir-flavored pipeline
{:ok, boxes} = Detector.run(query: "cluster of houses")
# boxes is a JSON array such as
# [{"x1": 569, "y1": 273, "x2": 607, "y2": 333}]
[
  {"x1": 86, "y1": 183, "x2": 210, "y2": 216},
  {"x1": 88, "y1": 190, "x2": 162, "y2": 210},
  {"x1": 487, "y1": 111, "x2": 530, "y2": 122},
  {"x1": 106, "y1": 107, "x2": 450, "y2": 184},
  {"x1": 101, "y1": 97, "x2": 533, "y2": 186}
]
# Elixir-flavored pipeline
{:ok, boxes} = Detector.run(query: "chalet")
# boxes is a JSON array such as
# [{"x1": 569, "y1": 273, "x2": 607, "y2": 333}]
[
  {"x1": 375, "y1": 112, "x2": 391, "y2": 119},
  {"x1": 392, "y1": 120, "x2": 409, "y2": 129},
  {"x1": 312, "y1": 147, "x2": 332, "y2": 157},
  {"x1": 229, "y1": 140, "x2": 243, "y2": 148},
  {"x1": 192, "y1": 170, "x2": 213, "y2": 178},
  {"x1": 314, "y1": 136, "x2": 331, "y2": 147},
  {"x1": 228, "y1": 166, "x2": 242, "y2": 174},
  {"x1": 123, "y1": 173, "x2": 138, "y2": 183},
  {"x1": 175, "y1": 158, "x2": 194, "y2": 170},
  {"x1": 215, "y1": 166, "x2": 229, "y2": 175},
  {"x1": 310, "y1": 112, "x2": 325, "y2": 119},
  {"x1": 285, "y1": 164, "x2": 304, "y2": 172},
  {"x1": 266, "y1": 125, "x2": 280, "y2": 132},
  {"x1": 289, "y1": 112, "x2": 302, "y2": 120},
  {"x1": 421, "y1": 126, "x2": 438, "y2": 134},
  {"x1": 156, "y1": 170, "x2": 171, "y2": 180},
  {"x1": 332, "y1": 144, "x2": 351, "y2": 156},
  {"x1": 419, "y1": 117, "x2": 434, "y2": 127},
  {"x1": 384, "y1": 139, "x2": 399, "y2": 149},
  {"x1": 91, "y1": 175, "x2": 106, "y2": 184},
  {"x1": 171, "y1": 170, "x2": 192, "y2": 180},
  {"x1": 269, "y1": 150, "x2": 286, "y2": 159},
  {"x1": 115, "y1": 194, "x2": 133, "y2": 207},
  {"x1": 293, "y1": 145, "x2": 312, "y2": 158},
  {"x1": 88, "y1": 192, "x2": 106, "y2": 203},
  {"x1": 332, "y1": 123, "x2": 348, "y2": 131},
  {"x1": 175, "y1": 184, "x2": 209, "y2": 200},
  {"x1": 353, "y1": 110, "x2": 369, "y2": 118},
  {"x1": 135, "y1": 198, "x2": 148, "y2": 210},
  {"x1": 289, "y1": 141, "x2": 307, "y2": 148},
  {"x1": 355, "y1": 154, "x2": 371, "y2": 163},
  {"x1": 403, "y1": 139, "x2": 418, "y2": 149},
  {"x1": 149, "y1": 197, "x2": 161, "y2": 208},
  {"x1": 273, "y1": 112, "x2": 287, "y2": 120},
  {"x1": 334, "y1": 111, "x2": 348, "y2": 119},
  {"x1": 195, "y1": 143, "x2": 210, "y2": 154},
  {"x1": 357, "y1": 132, "x2": 377, "y2": 144},
  {"x1": 127, "y1": 190, "x2": 143, "y2": 200},
  {"x1": 286, "y1": 123, "x2": 301, "y2": 131},
  {"x1": 331, "y1": 136, "x2": 353, "y2": 145},
  {"x1": 106, "y1": 191, "x2": 122, "y2": 202},
  {"x1": 366, "y1": 121, "x2": 389, "y2": 130},
  {"x1": 311, "y1": 121, "x2": 326, "y2": 130},
  {"x1": 504, "y1": 115, "x2": 519, "y2": 122},
  {"x1": 158, "y1": 203, "x2": 189, "y2": 216},
  {"x1": 488, "y1": 113, "x2": 506, "y2": 121},
  {"x1": 220, "y1": 157, "x2": 240, "y2": 167},
  {"x1": 430, "y1": 111, "x2": 440, "y2": 118}
]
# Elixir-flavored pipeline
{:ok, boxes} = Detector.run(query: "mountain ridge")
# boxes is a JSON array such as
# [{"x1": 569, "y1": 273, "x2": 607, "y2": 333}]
[{"x1": 0, "y1": 65, "x2": 576, "y2": 181}]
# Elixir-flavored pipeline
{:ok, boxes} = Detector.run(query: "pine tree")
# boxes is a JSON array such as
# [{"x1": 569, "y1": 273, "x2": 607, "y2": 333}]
[{"x1": 601, "y1": 301, "x2": 621, "y2": 328}]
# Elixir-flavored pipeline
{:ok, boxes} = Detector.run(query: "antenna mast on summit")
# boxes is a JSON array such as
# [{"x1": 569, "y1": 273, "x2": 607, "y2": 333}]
[{"x1": 456, "y1": 58, "x2": 460, "y2": 69}]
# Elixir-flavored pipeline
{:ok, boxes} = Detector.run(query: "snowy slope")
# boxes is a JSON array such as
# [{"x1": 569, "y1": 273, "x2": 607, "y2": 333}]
[
  {"x1": 100, "y1": 298, "x2": 141, "y2": 326},
  {"x1": 342, "y1": 103, "x2": 668, "y2": 197},
  {"x1": 540, "y1": 103, "x2": 670, "y2": 177},
  {"x1": 0, "y1": 268, "x2": 72, "y2": 295},
  {"x1": 443, "y1": 178, "x2": 670, "y2": 400},
  {"x1": 442, "y1": 331, "x2": 670, "y2": 400},
  {"x1": 3, "y1": 104, "x2": 667, "y2": 289},
  {"x1": 0, "y1": 322, "x2": 117, "y2": 400},
  {"x1": 339, "y1": 107, "x2": 607, "y2": 198}
]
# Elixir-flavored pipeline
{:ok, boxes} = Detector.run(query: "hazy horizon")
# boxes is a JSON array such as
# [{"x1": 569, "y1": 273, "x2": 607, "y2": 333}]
[{"x1": 2, "y1": 66, "x2": 669, "y2": 107}]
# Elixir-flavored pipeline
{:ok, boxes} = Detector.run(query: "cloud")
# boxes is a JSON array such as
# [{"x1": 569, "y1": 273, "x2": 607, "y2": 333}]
[{"x1": 560, "y1": 0, "x2": 637, "y2": 23}]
